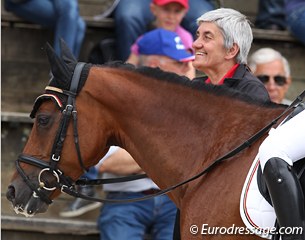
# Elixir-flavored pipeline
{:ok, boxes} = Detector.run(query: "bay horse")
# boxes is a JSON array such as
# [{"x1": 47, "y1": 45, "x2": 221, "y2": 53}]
[{"x1": 6, "y1": 42, "x2": 290, "y2": 239}]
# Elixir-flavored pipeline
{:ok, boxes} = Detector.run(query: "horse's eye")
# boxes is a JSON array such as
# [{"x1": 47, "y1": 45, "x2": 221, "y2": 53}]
[{"x1": 37, "y1": 115, "x2": 50, "y2": 126}]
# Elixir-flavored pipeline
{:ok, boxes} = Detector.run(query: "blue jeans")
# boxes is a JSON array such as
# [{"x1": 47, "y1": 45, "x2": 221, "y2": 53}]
[
  {"x1": 255, "y1": 0, "x2": 286, "y2": 30},
  {"x1": 98, "y1": 192, "x2": 177, "y2": 240},
  {"x1": 286, "y1": 5, "x2": 305, "y2": 45},
  {"x1": 114, "y1": 0, "x2": 215, "y2": 61},
  {"x1": 114, "y1": 0, "x2": 153, "y2": 61},
  {"x1": 4, "y1": 0, "x2": 86, "y2": 58},
  {"x1": 181, "y1": 0, "x2": 215, "y2": 38},
  {"x1": 81, "y1": 167, "x2": 98, "y2": 180}
]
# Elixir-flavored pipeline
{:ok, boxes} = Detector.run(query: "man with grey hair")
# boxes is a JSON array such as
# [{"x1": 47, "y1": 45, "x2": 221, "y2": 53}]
[
  {"x1": 191, "y1": 8, "x2": 270, "y2": 102},
  {"x1": 249, "y1": 48, "x2": 292, "y2": 104}
]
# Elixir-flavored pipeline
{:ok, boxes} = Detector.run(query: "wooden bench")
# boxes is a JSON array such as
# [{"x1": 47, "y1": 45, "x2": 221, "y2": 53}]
[
  {"x1": 1, "y1": 8, "x2": 115, "y2": 29},
  {"x1": 1, "y1": 214, "x2": 151, "y2": 240},
  {"x1": 1, "y1": 0, "x2": 118, "y2": 113},
  {"x1": 1, "y1": 0, "x2": 115, "y2": 28},
  {"x1": 2, "y1": 215, "x2": 99, "y2": 236},
  {"x1": 1, "y1": 0, "x2": 299, "y2": 42}
]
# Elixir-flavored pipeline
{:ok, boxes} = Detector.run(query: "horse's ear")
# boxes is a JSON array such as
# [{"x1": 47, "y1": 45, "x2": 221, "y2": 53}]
[
  {"x1": 59, "y1": 38, "x2": 77, "y2": 71},
  {"x1": 45, "y1": 42, "x2": 71, "y2": 86}
]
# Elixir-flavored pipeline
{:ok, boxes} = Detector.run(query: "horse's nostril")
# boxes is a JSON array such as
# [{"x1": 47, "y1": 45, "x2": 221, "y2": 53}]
[{"x1": 6, "y1": 185, "x2": 16, "y2": 202}]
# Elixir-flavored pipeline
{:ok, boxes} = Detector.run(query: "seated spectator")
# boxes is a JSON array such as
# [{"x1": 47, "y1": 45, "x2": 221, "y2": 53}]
[
  {"x1": 113, "y1": 0, "x2": 214, "y2": 61},
  {"x1": 98, "y1": 147, "x2": 177, "y2": 240},
  {"x1": 4, "y1": 0, "x2": 86, "y2": 58},
  {"x1": 127, "y1": 0, "x2": 195, "y2": 78},
  {"x1": 255, "y1": 0, "x2": 286, "y2": 30},
  {"x1": 137, "y1": 28, "x2": 194, "y2": 75},
  {"x1": 285, "y1": 0, "x2": 305, "y2": 46},
  {"x1": 248, "y1": 48, "x2": 292, "y2": 104}
]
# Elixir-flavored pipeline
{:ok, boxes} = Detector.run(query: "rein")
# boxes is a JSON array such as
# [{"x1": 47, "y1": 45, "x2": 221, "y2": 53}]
[{"x1": 15, "y1": 62, "x2": 305, "y2": 204}]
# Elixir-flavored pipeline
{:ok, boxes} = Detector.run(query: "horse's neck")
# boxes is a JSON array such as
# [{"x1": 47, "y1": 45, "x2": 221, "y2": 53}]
[
  {"x1": 85, "y1": 67, "x2": 220, "y2": 193},
  {"x1": 84, "y1": 67, "x2": 283, "y2": 205}
]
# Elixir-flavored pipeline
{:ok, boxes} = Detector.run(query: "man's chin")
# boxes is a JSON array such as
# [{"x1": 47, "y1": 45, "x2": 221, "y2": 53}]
[{"x1": 271, "y1": 96, "x2": 280, "y2": 104}]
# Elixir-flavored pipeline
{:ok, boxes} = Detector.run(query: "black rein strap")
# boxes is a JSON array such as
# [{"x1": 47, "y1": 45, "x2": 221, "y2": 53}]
[{"x1": 76, "y1": 173, "x2": 148, "y2": 185}]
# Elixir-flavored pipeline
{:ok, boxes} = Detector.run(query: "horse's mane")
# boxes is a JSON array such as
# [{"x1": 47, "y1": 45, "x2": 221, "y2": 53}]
[
  {"x1": 48, "y1": 60, "x2": 282, "y2": 110},
  {"x1": 102, "y1": 61, "x2": 282, "y2": 109}
]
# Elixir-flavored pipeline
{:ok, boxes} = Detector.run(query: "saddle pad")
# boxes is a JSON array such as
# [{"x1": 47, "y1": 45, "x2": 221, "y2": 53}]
[{"x1": 240, "y1": 155, "x2": 276, "y2": 239}]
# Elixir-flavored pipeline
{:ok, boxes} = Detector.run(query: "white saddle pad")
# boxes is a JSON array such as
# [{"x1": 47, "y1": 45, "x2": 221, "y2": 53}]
[{"x1": 240, "y1": 155, "x2": 277, "y2": 239}]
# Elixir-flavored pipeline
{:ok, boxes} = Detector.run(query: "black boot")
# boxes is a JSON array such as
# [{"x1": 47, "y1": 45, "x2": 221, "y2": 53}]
[{"x1": 263, "y1": 157, "x2": 305, "y2": 240}]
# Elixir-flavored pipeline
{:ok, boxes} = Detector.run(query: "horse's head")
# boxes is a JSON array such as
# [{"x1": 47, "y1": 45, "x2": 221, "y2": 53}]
[{"x1": 6, "y1": 40, "x2": 108, "y2": 216}]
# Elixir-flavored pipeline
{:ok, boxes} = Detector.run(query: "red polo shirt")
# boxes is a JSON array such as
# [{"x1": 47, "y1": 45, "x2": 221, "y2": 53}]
[{"x1": 205, "y1": 64, "x2": 239, "y2": 85}]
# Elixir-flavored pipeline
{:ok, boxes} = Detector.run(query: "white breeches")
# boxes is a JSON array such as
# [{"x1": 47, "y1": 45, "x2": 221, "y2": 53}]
[{"x1": 259, "y1": 109, "x2": 305, "y2": 171}]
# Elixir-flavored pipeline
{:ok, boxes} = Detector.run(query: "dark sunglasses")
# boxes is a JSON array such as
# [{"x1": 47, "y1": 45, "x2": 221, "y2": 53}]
[{"x1": 257, "y1": 75, "x2": 287, "y2": 86}]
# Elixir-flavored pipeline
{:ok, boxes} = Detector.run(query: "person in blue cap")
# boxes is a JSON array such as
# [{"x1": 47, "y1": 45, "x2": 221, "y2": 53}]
[
  {"x1": 137, "y1": 28, "x2": 194, "y2": 77},
  {"x1": 126, "y1": 0, "x2": 196, "y2": 79}
]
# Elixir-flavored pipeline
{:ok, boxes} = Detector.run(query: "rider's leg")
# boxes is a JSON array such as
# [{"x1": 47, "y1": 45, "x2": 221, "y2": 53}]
[{"x1": 263, "y1": 157, "x2": 305, "y2": 240}]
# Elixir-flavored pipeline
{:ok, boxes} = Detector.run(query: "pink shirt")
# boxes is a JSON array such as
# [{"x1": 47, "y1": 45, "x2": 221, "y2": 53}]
[{"x1": 130, "y1": 26, "x2": 194, "y2": 55}]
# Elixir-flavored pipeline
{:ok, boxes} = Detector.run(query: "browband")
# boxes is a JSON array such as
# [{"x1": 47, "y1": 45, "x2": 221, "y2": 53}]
[{"x1": 30, "y1": 93, "x2": 63, "y2": 118}]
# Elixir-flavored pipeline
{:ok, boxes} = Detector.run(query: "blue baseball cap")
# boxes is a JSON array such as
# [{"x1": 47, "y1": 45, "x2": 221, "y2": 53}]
[{"x1": 138, "y1": 28, "x2": 194, "y2": 62}]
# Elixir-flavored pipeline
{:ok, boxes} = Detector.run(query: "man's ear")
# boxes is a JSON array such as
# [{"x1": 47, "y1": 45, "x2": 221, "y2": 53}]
[
  {"x1": 283, "y1": 76, "x2": 292, "y2": 93},
  {"x1": 286, "y1": 76, "x2": 292, "y2": 87},
  {"x1": 145, "y1": 55, "x2": 160, "y2": 67},
  {"x1": 150, "y1": 3, "x2": 157, "y2": 16},
  {"x1": 225, "y1": 43, "x2": 240, "y2": 60}
]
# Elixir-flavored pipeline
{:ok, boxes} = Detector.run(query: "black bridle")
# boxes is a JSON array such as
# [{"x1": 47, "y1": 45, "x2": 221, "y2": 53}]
[
  {"x1": 16, "y1": 62, "x2": 148, "y2": 205},
  {"x1": 15, "y1": 62, "x2": 305, "y2": 205},
  {"x1": 16, "y1": 62, "x2": 87, "y2": 205}
]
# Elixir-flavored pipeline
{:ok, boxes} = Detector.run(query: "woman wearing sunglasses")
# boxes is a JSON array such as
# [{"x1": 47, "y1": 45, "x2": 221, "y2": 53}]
[{"x1": 249, "y1": 47, "x2": 292, "y2": 104}]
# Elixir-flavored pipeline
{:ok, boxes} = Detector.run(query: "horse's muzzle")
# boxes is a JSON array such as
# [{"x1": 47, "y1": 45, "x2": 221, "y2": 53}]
[
  {"x1": 6, "y1": 183, "x2": 49, "y2": 217},
  {"x1": 6, "y1": 185, "x2": 15, "y2": 203}
]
